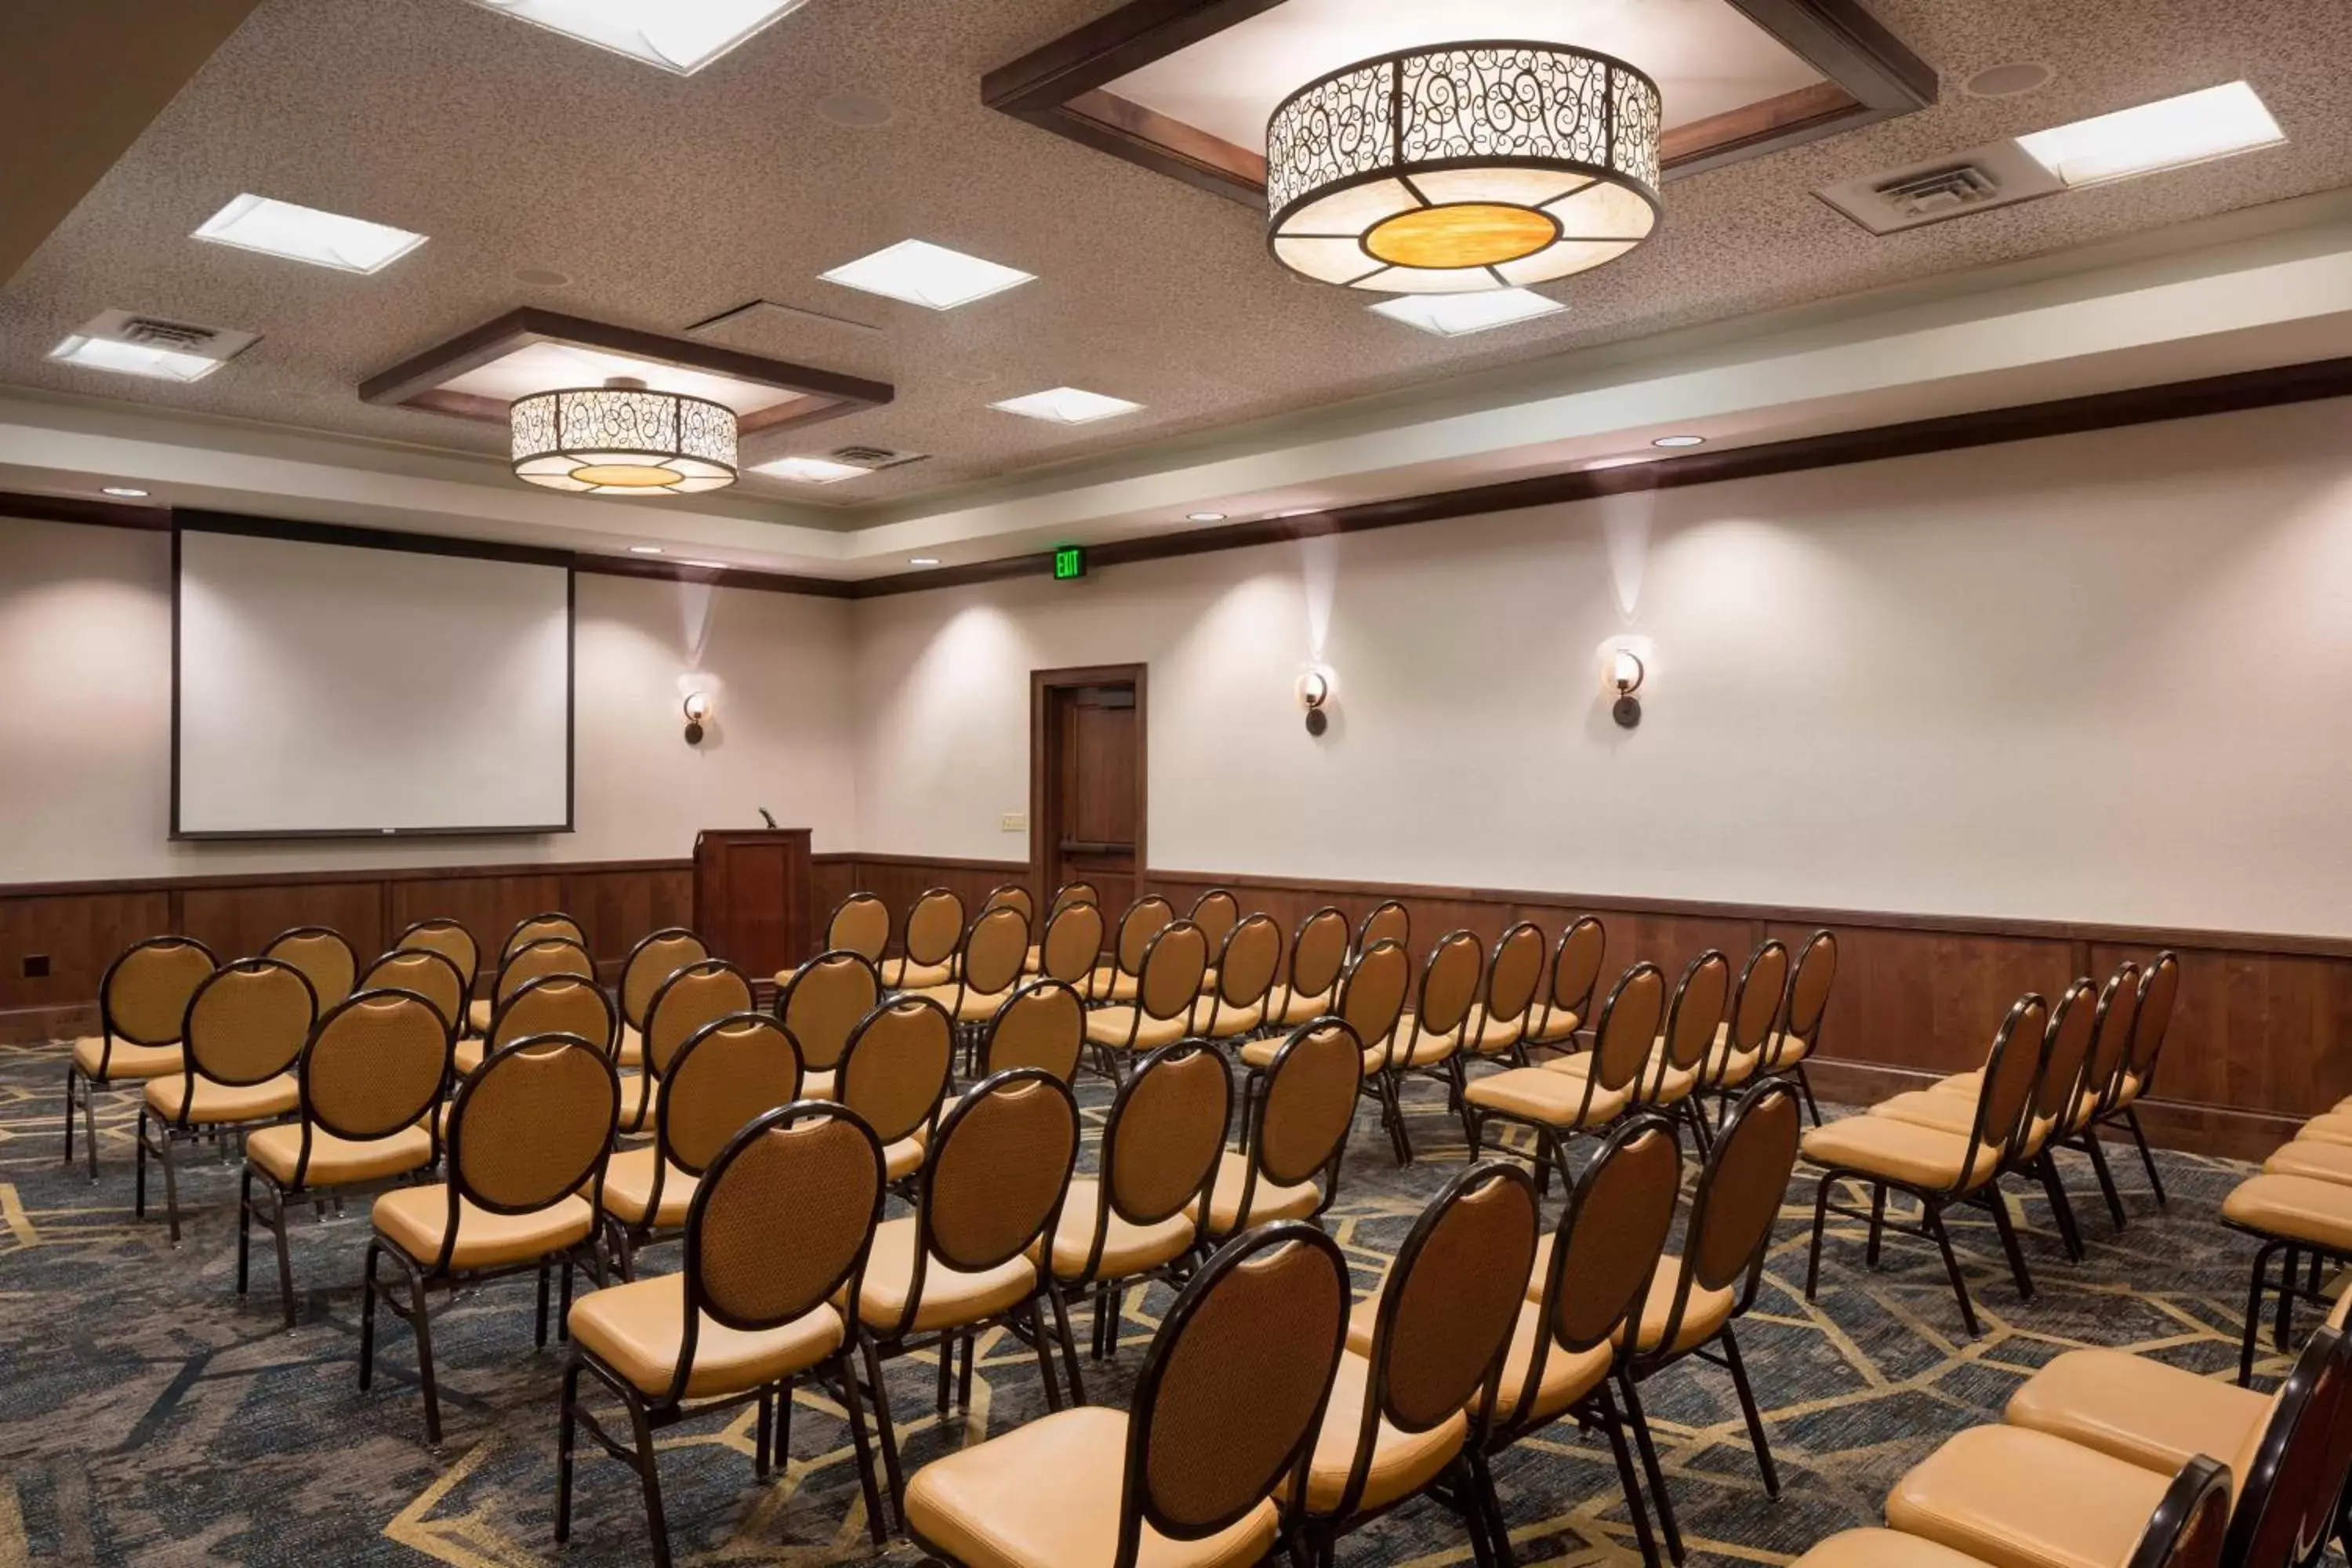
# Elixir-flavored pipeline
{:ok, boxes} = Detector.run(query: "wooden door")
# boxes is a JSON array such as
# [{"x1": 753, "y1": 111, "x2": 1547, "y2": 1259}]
[{"x1": 1031, "y1": 666, "x2": 1146, "y2": 922}]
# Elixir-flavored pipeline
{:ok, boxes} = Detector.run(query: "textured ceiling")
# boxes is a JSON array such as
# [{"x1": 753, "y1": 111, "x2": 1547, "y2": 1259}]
[{"x1": 1, "y1": 0, "x2": 2348, "y2": 521}]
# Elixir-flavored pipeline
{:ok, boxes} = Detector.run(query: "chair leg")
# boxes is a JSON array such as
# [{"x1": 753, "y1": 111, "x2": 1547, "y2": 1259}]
[
  {"x1": 2082, "y1": 1133, "x2": 2129, "y2": 1230},
  {"x1": 269, "y1": 1185, "x2": 297, "y2": 1328},
  {"x1": 403, "y1": 1257, "x2": 445, "y2": 1446},
  {"x1": 1719, "y1": 1326, "x2": 1779, "y2": 1498},
  {"x1": 157, "y1": 1127, "x2": 183, "y2": 1246},
  {"x1": 935, "y1": 1330, "x2": 953, "y2": 1416},
  {"x1": 2241, "y1": 1242, "x2": 2274, "y2": 1386},
  {"x1": 1046, "y1": 1278, "x2": 1087, "y2": 1406},
  {"x1": 1923, "y1": 1201, "x2": 1982, "y2": 1338},
  {"x1": 1024, "y1": 1305, "x2": 1062, "y2": 1413},
  {"x1": 1468, "y1": 1446, "x2": 1515, "y2": 1568},
  {"x1": 1864, "y1": 1185, "x2": 1888, "y2": 1269},
  {"x1": 2122, "y1": 1109, "x2": 2167, "y2": 1207},
  {"x1": 535, "y1": 1260, "x2": 552, "y2": 1349},
  {"x1": 84, "y1": 1074, "x2": 103, "y2": 1183},
  {"x1": 1791, "y1": 1062, "x2": 1824, "y2": 1127},
  {"x1": 135, "y1": 1108, "x2": 149, "y2": 1217},
  {"x1": 622, "y1": 1387, "x2": 672, "y2": 1568},
  {"x1": 554, "y1": 1357, "x2": 582, "y2": 1543},
  {"x1": 755, "y1": 1388, "x2": 774, "y2": 1479},
  {"x1": 834, "y1": 1352, "x2": 891, "y2": 1547},
  {"x1": 1804, "y1": 1172, "x2": 1835, "y2": 1300},
  {"x1": 859, "y1": 1338, "x2": 908, "y2": 1531},
  {"x1": 1381, "y1": 1074, "x2": 1414, "y2": 1166},
  {"x1": 1451, "y1": 1454, "x2": 1497, "y2": 1568},
  {"x1": 237, "y1": 1168, "x2": 254, "y2": 1294},
  {"x1": 1616, "y1": 1370, "x2": 1684, "y2": 1566},
  {"x1": 359, "y1": 1240, "x2": 382, "y2": 1390},
  {"x1": 61, "y1": 1065, "x2": 78, "y2": 1166},
  {"x1": 2035, "y1": 1154, "x2": 2085, "y2": 1262},
  {"x1": 1595, "y1": 1381, "x2": 1664, "y2": 1568},
  {"x1": 2275, "y1": 1246, "x2": 2299, "y2": 1351},
  {"x1": 1983, "y1": 1187, "x2": 2036, "y2": 1301}
]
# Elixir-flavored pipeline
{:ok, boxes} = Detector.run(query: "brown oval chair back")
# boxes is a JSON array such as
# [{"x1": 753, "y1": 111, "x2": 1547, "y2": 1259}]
[
  {"x1": 777, "y1": 949, "x2": 881, "y2": 1076},
  {"x1": 1286, "y1": 906, "x2": 1352, "y2": 1003},
  {"x1": 1769, "y1": 929, "x2": 1838, "y2": 1068},
  {"x1": 2125, "y1": 950, "x2": 2183, "y2": 1095},
  {"x1": 1417, "y1": 929, "x2": 1486, "y2": 1038},
  {"x1": 492, "y1": 974, "x2": 616, "y2": 1058},
  {"x1": 619, "y1": 927, "x2": 709, "y2": 1032},
  {"x1": 1356, "y1": 900, "x2": 1410, "y2": 956},
  {"x1": 642, "y1": 960, "x2": 755, "y2": 1080},
  {"x1": 298, "y1": 989, "x2": 452, "y2": 1172},
  {"x1": 659, "y1": 1013, "x2": 804, "y2": 1175},
  {"x1": 1112, "y1": 895, "x2": 1178, "y2": 980},
  {"x1": 2220, "y1": 1323, "x2": 2350, "y2": 1568},
  {"x1": 826, "y1": 892, "x2": 890, "y2": 964},
  {"x1": 495, "y1": 937, "x2": 595, "y2": 1008},
  {"x1": 503, "y1": 911, "x2": 584, "y2": 959},
  {"x1": 263, "y1": 926, "x2": 357, "y2": 1011},
  {"x1": 1523, "y1": 1116, "x2": 1681, "y2": 1409},
  {"x1": 960, "y1": 906, "x2": 1031, "y2": 998},
  {"x1": 443, "y1": 1034, "x2": 617, "y2": 1271},
  {"x1": 181, "y1": 958, "x2": 318, "y2": 1101},
  {"x1": 1546, "y1": 916, "x2": 1608, "y2": 1030},
  {"x1": 2022, "y1": 978, "x2": 2100, "y2": 1155},
  {"x1": 1722, "y1": 940, "x2": 1790, "y2": 1073},
  {"x1": 1590, "y1": 964, "x2": 1668, "y2": 1097},
  {"x1": 1051, "y1": 880, "x2": 1099, "y2": 915},
  {"x1": 360, "y1": 949, "x2": 466, "y2": 1034},
  {"x1": 1339, "y1": 939, "x2": 1412, "y2": 1059},
  {"x1": 983, "y1": 884, "x2": 1035, "y2": 922},
  {"x1": 1482, "y1": 922, "x2": 1548, "y2": 1035},
  {"x1": 2128, "y1": 1456, "x2": 2234, "y2": 1568},
  {"x1": 395, "y1": 919, "x2": 479, "y2": 997},
  {"x1": 1647, "y1": 949, "x2": 1730, "y2": 1099},
  {"x1": 2076, "y1": 961, "x2": 2144, "y2": 1126},
  {"x1": 909, "y1": 1070, "x2": 1078, "y2": 1331},
  {"x1": 982, "y1": 980, "x2": 1087, "y2": 1082},
  {"x1": 1254, "y1": 1020, "x2": 1366, "y2": 1190},
  {"x1": 1207, "y1": 914, "x2": 1283, "y2": 1017},
  {"x1": 902, "y1": 887, "x2": 966, "y2": 970},
  {"x1": 1961, "y1": 994, "x2": 2055, "y2": 1185},
  {"x1": 1188, "y1": 889, "x2": 1241, "y2": 956},
  {"x1": 1645, "y1": 1082, "x2": 1802, "y2": 1363},
  {"x1": 1103, "y1": 1042, "x2": 1231, "y2": 1233},
  {"x1": 1124, "y1": 1223, "x2": 1350, "y2": 1559},
  {"x1": 1039, "y1": 901, "x2": 1107, "y2": 987},
  {"x1": 1136, "y1": 920, "x2": 1211, "y2": 1025},
  {"x1": 99, "y1": 935, "x2": 220, "y2": 1051},
  {"x1": 839, "y1": 996, "x2": 956, "y2": 1147}
]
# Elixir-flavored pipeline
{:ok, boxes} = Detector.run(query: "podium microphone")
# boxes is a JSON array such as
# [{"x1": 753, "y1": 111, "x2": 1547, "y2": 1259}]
[{"x1": 757, "y1": 807, "x2": 779, "y2": 828}]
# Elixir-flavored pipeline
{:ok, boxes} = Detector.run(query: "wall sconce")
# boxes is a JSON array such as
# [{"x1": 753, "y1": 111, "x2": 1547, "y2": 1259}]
[
  {"x1": 1607, "y1": 648, "x2": 1646, "y2": 729},
  {"x1": 682, "y1": 690, "x2": 715, "y2": 746},
  {"x1": 1297, "y1": 666, "x2": 1334, "y2": 737}
]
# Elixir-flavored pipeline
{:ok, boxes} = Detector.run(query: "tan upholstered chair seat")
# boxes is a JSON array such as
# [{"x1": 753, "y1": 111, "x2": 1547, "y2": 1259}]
[
  {"x1": 2296, "y1": 1112, "x2": 2352, "y2": 1146},
  {"x1": 1548, "y1": 1037, "x2": 1700, "y2": 1103},
  {"x1": 1463, "y1": 1067, "x2": 1632, "y2": 1127},
  {"x1": 1236, "y1": 1034, "x2": 1385, "y2": 1074},
  {"x1": 2334, "y1": 1093, "x2": 2352, "y2": 1115},
  {"x1": 1794, "y1": 1530, "x2": 2002, "y2": 1568},
  {"x1": 465, "y1": 998, "x2": 492, "y2": 1036},
  {"x1": 601, "y1": 1146, "x2": 699, "y2": 1227},
  {"x1": 1800, "y1": 1118, "x2": 2001, "y2": 1190},
  {"x1": 570, "y1": 1273, "x2": 845, "y2": 1400},
  {"x1": 881, "y1": 958, "x2": 954, "y2": 990},
  {"x1": 905, "y1": 1405, "x2": 1278, "y2": 1568},
  {"x1": 1519, "y1": 1240, "x2": 1737, "y2": 1358},
  {"x1": 1929, "y1": 1070, "x2": 1983, "y2": 1098},
  {"x1": 1268, "y1": 984, "x2": 1338, "y2": 1026},
  {"x1": 1704, "y1": 1039, "x2": 1762, "y2": 1089},
  {"x1": 1384, "y1": 1016, "x2": 1461, "y2": 1069},
  {"x1": 1522, "y1": 1009, "x2": 1582, "y2": 1047},
  {"x1": 143, "y1": 1073, "x2": 299, "y2": 1126},
  {"x1": 246, "y1": 1123, "x2": 432, "y2": 1189},
  {"x1": 2002, "y1": 1348, "x2": 2270, "y2": 1490},
  {"x1": 1020, "y1": 945, "x2": 1044, "y2": 974},
  {"x1": 2265, "y1": 1138, "x2": 2352, "y2": 1185},
  {"x1": 1187, "y1": 1000, "x2": 1265, "y2": 1036},
  {"x1": 1083, "y1": 1007, "x2": 1189, "y2": 1051},
  {"x1": 2115, "y1": 1070, "x2": 2145, "y2": 1106},
  {"x1": 1883, "y1": 1425, "x2": 2173, "y2": 1568},
  {"x1": 1036, "y1": 1178, "x2": 1196, "y2": 1279},
  {"x1": 453, "y1": 1038, "x2": 488, "y2": 1076},
  {"x1": 905, "y1": 982, "x2": 1019, "y2": 1024},
  {"x1": 1304, "y1": 1348, "x2": 1467, "y2": 1512},
  {"x1": 1464, "y1": 1005, "x2": 1525, "y2": 1055},
  {"x1": 71, "y1": 1037, "x2": 183, "y2": 1080},
  {"x1": 1870, "y1": 1091, "x2": 2047, "y2": 1146},
  {"x1": 1204, "y1": 1149, "x2": 1319, "y2": 1232},
  {"x1": 851, "y1": 1216, "x2": 1037, "y2": 1334},
  {"x1": 1087, "y1": 967, "x2": 1143, "y2": 1004},
  {"x1": 800, "y1": 1068, "x2": 837, "y2": 1101},
  {"x1": 373, "y1": 1189, "x2": 596, "y2": 1271},
  {"x1": 615, "y1": 1076, "x2": 665, "y2": 1135},
  {"x1": 2221, "y1": 1172, "x2": 2352, "y2": 1250},
  {"x1": 613, "y1": 1025, "x2": 645, "y2": 1069},
  {"x1": 1342, "y1": 1275, "x2": 1611, "y2": 1426},
  {"x1": 883, "y1": 1136, "x2": 925, "y2": 1181}
]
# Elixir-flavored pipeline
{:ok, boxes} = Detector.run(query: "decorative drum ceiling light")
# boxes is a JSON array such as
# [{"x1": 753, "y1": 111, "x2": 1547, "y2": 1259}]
[
  {"x1": 1267, "y1": 42, "x2": 1661, "y2": 294},
  {"x1": 510, "y1": 376, "x2": 738, "y2": 495}
]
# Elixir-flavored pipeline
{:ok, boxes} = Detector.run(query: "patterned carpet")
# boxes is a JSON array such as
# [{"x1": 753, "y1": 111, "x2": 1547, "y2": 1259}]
[{"x1": 0, "y1": 1038, "x2": 2299, "y2": 1567}]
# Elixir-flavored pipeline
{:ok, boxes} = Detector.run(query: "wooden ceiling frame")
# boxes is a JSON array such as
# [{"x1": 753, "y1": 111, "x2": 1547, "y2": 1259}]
[
  {"x1": 358, "y1": 307, "x2": 894, "y2": 437},
  {"x1": 983, "y1": 0, "x2": 1939, "y2": 205}
]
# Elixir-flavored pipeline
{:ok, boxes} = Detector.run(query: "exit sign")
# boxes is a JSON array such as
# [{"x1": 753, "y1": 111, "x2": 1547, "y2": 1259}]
[{"x1": 1052, "y1": 545, "x2": 1087, "y2": 580}]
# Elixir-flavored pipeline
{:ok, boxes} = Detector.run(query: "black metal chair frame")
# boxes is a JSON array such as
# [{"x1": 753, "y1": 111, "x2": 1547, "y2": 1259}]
[
  {"x1": 62, "y1": 934, "x2": 219, "y2": 1181},
  {"x1": 1465, "y1": 963, "x2": 1665, "y2": 1196}
]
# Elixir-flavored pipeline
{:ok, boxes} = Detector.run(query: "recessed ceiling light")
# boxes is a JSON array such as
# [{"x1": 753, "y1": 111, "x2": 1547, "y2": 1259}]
[
  {"x1": 817, "y1": 90, "x2": 893, "y2": 128},
  {"x1": 464, "y1": 0, "x2": 809, "y2": 75},
  {"x1": 1370, "y1": 289, "x2": 1566, "y2": 337},
  {"x1": 48, "y1": 334, "x2": 224, "y2": 383},
  {"x1": 2016, "y1": 82, "x2": 2283, "y2": 187},
  {"x1": 1185, "y1": 511, "x2": 1226, "y2": 523},
  {"x1": 101, "y1": 485, "x2": 151, "y2": 498},
  {"x1": 991, "y1": 387, "x2": 1143, "y2": 425},
  {"x1": 629, "y1": 545, "x2": 665, "y2": 554},
  {"x1": 1651, "y1": 434, "x2": 1705, "y2": 448},
  {"x1": 909, "y1": 556, "x2": 940, "y2": 566},
  {"x1": 820, "y1": 239, "x2": 1034, "y2": 310},
  {"x1": 753, "y1": 456, "x2": 868, "y2": 484},
  {"x1": 192, "y1": 194, "x2": 426, "y2": 274},
  {"x1": 1964, "y1": 61, "x2": 2054, "y2": 99}
]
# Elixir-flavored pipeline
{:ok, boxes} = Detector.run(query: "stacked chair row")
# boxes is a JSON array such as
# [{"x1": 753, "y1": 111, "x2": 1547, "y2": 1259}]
[{"x1": 2223, "y1": 1071, "x2": 2352, "y2": 1381}]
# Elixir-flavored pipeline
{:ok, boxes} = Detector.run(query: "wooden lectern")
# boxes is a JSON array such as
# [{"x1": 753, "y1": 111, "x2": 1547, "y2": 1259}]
[{"x1": 692, "y1": 828, "x2": 814, "y2": 980}]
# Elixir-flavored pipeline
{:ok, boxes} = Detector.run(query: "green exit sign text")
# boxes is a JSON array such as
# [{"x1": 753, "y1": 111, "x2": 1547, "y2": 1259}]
[{"x1": 1052, "y1": 545, "x2": 1087, "y2": 581}]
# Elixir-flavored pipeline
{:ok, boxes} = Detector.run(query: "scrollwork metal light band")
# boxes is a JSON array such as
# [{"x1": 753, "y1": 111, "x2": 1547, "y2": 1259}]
[
  {"x1": 510, "y1": 378, "x2": 739, "y2": 495},
  {"x1": 1266, "y1": 41, "x2": 1661, "y2": 294}
]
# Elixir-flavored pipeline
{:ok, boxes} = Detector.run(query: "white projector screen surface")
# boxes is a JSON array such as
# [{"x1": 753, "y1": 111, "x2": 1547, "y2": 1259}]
[{"x1": 175, "y1": 526, "x2": 572, "y2": 837}]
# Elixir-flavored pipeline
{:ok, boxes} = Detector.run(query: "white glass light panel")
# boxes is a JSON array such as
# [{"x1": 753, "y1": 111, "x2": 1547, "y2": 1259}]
[
  {"x1": 752, "y1": 456, "x2": 867, "y2": 483},
  {"x1": 2016, "y1": 82, "x2": 2283, "y2": 187},
  {"x1": 989, "y1": 387, "x2": 1144, "y2": 424},
  {"x1": 1370, "y1": 289, "x2": 1564, "y2": 336},
  {"x1": 48, "y1": 335, "x2": 223, "y2": 383},
  {"x1": 467, "y1": 0, "x2": 809, "y2": 74},
  {"x1": 819, "y1": 240, "x2": 1036, "y2": 310},
  {"x1": 191, "y1": 194, "x2": 427, "y2": 274}
]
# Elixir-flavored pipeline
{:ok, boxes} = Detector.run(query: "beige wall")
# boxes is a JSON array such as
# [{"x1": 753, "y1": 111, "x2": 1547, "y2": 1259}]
[
  {"x1": 0, "y1": 516, "x2": 857, "y2": 881},
  {"x1": 851, "y1": 398, "x2": 2352, "y2": 937}
]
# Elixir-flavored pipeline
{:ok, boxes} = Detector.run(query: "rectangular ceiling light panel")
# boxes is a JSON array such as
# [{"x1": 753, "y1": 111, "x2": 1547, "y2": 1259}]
[
  {"x1": 819, "y1": 240, "x2": 1035, "y2": 310},
  {"x1": 1370, "y1": 289, "x2": 1564, "y2": 336},
  {"x1": 751, "y1": 456, "x2": 868, "y2": 483},
  {"x1": 48, "y1": 310, "x2": 260, "y2": 383},
  {"x1": 49, "y1": 335, "x2": 224, "y2": 382},
  {"x1": 2016, "y1": 82, "x2": 2284, "y2": 187},
  {"x1": 989, "y1": 387, "x2": 1142, "y2": 424},
  {"x1": 468, "y1": 0, "x2": 809, "y2": 74},
  {"x1": 193, "y1": 194, "x2": 427, "y2": 273}
]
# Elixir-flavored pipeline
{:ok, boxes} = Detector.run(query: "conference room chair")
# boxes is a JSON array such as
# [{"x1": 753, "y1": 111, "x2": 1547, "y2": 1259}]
[
  {"x1": 823, "y1": 891, "x2": 891, "y2": 965},
  {"x1": 1520, "y1": 914, "x2": 1606, "y2": 1059},
  {"x1": 1049, "y1": 880, "x2": 1098, "y2": 914},
  {"x1": 604, "y1": 1011, "x2": 802, "y2": 1279},
  {"x1": 1611, "y1": 948, "x2": 1732, "y2": 1155},
  {"x1": 1356, "y1": 898, "x2": 1410, "y2": 958},
  {"x1": 1469, "y1": 1113, "x2": 1685, "y2": 1568},
  {"x1": 853, "y1": 1068, "x2": 1080, "y2": 1529},
  {"x1": 467, "y1": 934, "x2": 595, "y2": 1036},
  {"x1": 1465, "y1": 962, "x2": 1667, "y2": 1192},
  {"x1": 503, "y1": 910, "x2": 586, "y2": 961},
  {"x1": 615, "y1": 927, "x2": 709, "y2": 1072},
  {"x1": 260, "y1": 925, "x2": 358, "y2": 1011},
  {"x1": 361, "y1": 1032, "x2": 618, "y2": 1445},
  {"x1": 1203, "y1": 1019, "x2": 1363, "y2": 1242},
  {"x1": 1083, "y1": 919, "x2": 1210, "y2": 1082},
  {"x1": 63, "y1": 934, "x2": 217, "y2": 1180},
  {"x1": 775, "y1": 948, "x2": 882, "y2": 1100},
  {"x1": 359, "y1": 948, "x2": 468, "y2": 1039},
  {"x1": 1186, "y1": 912, "x2": 1283, "y2": 1039},
  {"x1": 1698, "y1": 938, "x2": 1789, "y2": 1109},
  {"x1": 908, "y1": 906, "x2": 1031, "y2": 1058},
  {"x1": 1802, "y1": 993, "x2": 2052, "y2": 1337},
  {"x1": 1618, "y1": 1081, "x2": 1805, "y2": 1563},
  {"x1": 1242, "y1": 936, "x2": 1412, "y2": 1152},
  {"x1": 1871, "y1": 975, "x2": 2101, "y2": 1268},
  {"x1": 138, "y1": 956, "x2": 318, "y2": 1243},
  {"x1": 239, "y1": 987, "x2": 451, "y2": 1326},
  {"x1": 2091, "y1": 950, "x2": 2183, "y2": 1208},
  {"x1": 1462, "y1": 919, "x2": 1547, "y2": 1065},
  {"x1": 982, "y1": 882, "x2": 1034, "y2": 921},
  {"x1": 902, "y1": 1221, "x2": 1348, "y2": 1568},
  {"x1": 1301, "y1": 1160, "x2": 1537, "y2": 1566},
  {"x1": 456, "y1": 971, "x2": 615, "y2": 1078},
  {"x1": 620, "y1": 960, "x2": 755, "y2": 1136},
  {"x1": 1088, "y1": 894, "x2": 1175, "y2": 1004},
  {"x1": 1377, "y1": 927, "x2": 1487, "y2": 1161},
  {"x1": 394, "y1": 917, "x2": 481, "y2": 1013},
  {"x1": 1185, "y1": 888, "x2": 1240, "y2": 993},
  {"x1": 1756, "y1": 928, "x2": 1838, "y2": 1124},
  {"x1": 1791, "y1": 1454, "x2": 2232, "y2": 1568},
  {"x1": 1265, "y1": 905, "x2": 1351, "y2": 1028},
  {"x1": 1027, "y1": 897, "x2": 1106, "y2": 988},
  {"x1": 1041, "y1": 1040, "x2": 1230, "y2": 1395},
  {"x1": 978, "y1": 980, "x2": 1087, "y2": 1082},
  {"x1": 837, "y1": 995, "x2": 957, "y2": 1183},
  {"x1": 882, "y1": 887, "x2": 964, "y2": 990},
  {"x1": 559, "y1": 1102, "x2": 893, "y2": 1565},
  {"x1": 2223, "y1": 1154, "x2": 2352, "y2": 1383}
]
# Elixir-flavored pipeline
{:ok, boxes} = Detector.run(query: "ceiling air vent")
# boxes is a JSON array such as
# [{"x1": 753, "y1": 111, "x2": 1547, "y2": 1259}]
[
  {"x1": 120, "y1": 316, "x2": 223, "y2": 350},
  {"x1": 71, "y1": 307, "x2": 260, "y2": 364},
  {"x1": 1817, "y1": 140, "x2": 2063, "y2": 234},
  {"x1": 826, "y1": 444, "x2": 926, "y2": 471}
]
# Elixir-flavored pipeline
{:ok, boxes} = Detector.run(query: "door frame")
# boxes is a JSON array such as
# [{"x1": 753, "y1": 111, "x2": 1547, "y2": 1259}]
[{"x1": 1028, "y1": 662, "x2": 1148, "y2": 909}]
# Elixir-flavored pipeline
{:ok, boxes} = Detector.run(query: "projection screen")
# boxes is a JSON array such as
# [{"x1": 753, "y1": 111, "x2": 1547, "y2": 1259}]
[{"x1": 173, "y1": 519, "x2": 574, "y2": 838}]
